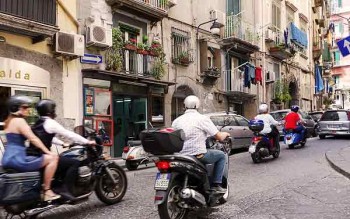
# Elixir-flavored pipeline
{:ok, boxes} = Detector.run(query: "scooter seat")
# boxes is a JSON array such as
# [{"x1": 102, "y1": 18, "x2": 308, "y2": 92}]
[
  {"x1": 157, "y1": 154, "x2": 207, "y2": 170},
  {"x1": 0, "y1": 166, "x2": 20, "y2": 174}
]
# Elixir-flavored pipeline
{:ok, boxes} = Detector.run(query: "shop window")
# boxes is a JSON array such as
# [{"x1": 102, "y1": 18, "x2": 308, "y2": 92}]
[
  {"x1": 84, "y1": 87, "x2": 112, "y2": 116},
  {"x1": 171, "y1": 28, "x2": 193, "y2": 66},
  {"x1": 151, "y1": 96, "x2": 164, "y2": 126}
]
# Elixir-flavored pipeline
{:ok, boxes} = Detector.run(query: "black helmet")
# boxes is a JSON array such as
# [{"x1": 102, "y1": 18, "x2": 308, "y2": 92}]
[
  {"x1": 36, "y1": 99, "x2": 56, "y2": 118},
  {"x1": 291, "y1": 105, "x2": 300, "y2": 113},
  {"x1": 7, "y1": 95, "x2": 32, "y2": 113}
]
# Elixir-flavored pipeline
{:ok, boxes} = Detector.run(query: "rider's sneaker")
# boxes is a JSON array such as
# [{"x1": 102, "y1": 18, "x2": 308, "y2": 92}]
[{"x1": 211, "y1": 185, "x2": 227, "y2": 194}]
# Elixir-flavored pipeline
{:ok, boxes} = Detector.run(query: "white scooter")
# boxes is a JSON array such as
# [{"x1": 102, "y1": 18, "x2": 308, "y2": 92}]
[{"x1": 122, "y1": 139, "x2": 151, "y2": 171}]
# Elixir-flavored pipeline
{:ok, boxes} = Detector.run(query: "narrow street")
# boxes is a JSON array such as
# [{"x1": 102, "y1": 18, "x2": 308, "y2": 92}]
[{"x1": 33, "y1": 137, "x2": 350, "y2": 219}]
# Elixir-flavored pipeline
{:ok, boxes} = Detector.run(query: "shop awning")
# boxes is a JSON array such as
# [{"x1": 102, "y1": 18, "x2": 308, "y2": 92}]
[{"x1": 82, "y1": 69, "x2": 176, "y2": 89}]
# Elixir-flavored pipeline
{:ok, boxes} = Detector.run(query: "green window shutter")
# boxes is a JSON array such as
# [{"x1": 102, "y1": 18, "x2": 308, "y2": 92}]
[
  {"x1": 339, "y1": 23, "x2": 344, "y2": 33},
  {"x1": 335, "y1": 51, "x2": 340, "y2": 61},
  {"x1": 227, "y1": 0, "x2": 240, "y2": 15},
  {"x1": 338, "y1": 0, "x2": 342, "y2": 7}
]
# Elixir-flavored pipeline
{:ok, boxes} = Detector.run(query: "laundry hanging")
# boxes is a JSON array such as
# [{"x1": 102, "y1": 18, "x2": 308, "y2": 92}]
[
  {"x1": 249, "y1": 63, "x2": 256, "y2": 85},
  {"x1": 244, "y1": 65, "x2": 251, "y2": 88},
  {"x1": 255, "y1": 67, "x2": 262, "y2": 85}
]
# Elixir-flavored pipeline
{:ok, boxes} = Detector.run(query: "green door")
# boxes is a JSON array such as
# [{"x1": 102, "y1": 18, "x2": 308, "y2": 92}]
[{"x1": 113, "y1": 96, "x2": 147, "y2": 157}]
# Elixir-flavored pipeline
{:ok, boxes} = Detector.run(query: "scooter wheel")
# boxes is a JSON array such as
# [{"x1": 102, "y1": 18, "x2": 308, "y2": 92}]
[
  {"x1": 288, "y1": 144, "x2": 295, "y2": 149},
  {"x1": 125, "y1": 160, "x2": 139, "y2": 171},
  {"x1": 251, "y1": 152, "x2": 261, "y2": 163}
]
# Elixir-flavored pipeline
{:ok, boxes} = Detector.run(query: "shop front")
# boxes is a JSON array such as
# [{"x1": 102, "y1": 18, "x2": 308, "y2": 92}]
[
  {"x1": 82, "y1": 69, "x2": 174, "y2": 157},
  {"x1": 0, "y1": 57, "x2": 50, "y2": 127}
]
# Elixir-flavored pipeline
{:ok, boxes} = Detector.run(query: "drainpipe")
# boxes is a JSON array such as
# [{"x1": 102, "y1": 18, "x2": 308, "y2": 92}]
[{"x1": 56, "y1": 0, "x2": 80, "y2": 30}]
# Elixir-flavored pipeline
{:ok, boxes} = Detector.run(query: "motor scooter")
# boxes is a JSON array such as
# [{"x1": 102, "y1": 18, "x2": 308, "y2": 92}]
[
  {"x1": 248, "y1": 120, "x2": 280, "y2": 163},
  {"x1": 284, "y1": 125, "x2": 306, "y2": 149},
  {"x1": 122, "y1": 139, "x2": 151, "y2": 171}
]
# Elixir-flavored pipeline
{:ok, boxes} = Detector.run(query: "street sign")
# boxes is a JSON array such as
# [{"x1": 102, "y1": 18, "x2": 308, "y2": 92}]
[
  {"x1": 337, "y1": 35, "x2": 350, "y2": 57},
  {"x1": 80, "y1": 54, "x2": 103, "y2": 64}
]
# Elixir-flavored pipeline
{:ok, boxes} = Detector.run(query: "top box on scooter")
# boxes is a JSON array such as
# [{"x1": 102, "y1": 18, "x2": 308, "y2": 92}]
[
  {"x1": 248, "y1": 120, "x2": 264, "y2": 132},
  {"x1": 140, "y1": 128, "x2": 185, "y2": 155}
]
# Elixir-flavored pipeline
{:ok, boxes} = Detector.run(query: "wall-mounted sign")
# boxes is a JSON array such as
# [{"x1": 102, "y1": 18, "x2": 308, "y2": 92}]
[
  {"x1": 80, "y1": 54, "x2": 103, "y2": 64},
  {"x1": 84, "y1": 87, "x2": 94, "y2": 116},
  {"x1": 0, "y1": 57, "x2": 50, "y2": 87}
]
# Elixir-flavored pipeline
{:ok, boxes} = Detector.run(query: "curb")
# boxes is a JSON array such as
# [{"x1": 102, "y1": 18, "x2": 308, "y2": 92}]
[{"x1": 325, "y1": 149, "x2": 350, "y2": 180}]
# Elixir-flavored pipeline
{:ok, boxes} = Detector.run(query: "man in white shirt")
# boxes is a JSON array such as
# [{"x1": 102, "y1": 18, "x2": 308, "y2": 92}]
[
  {"x1": 254, "y1": 103, "x2": 280, "y2": 149},
  {"x1": 172, "y1": 95, "x2": 230, "y2": 193},
  {"x1": 27, "y1": 99, "x2": 95, "y2": 199}
]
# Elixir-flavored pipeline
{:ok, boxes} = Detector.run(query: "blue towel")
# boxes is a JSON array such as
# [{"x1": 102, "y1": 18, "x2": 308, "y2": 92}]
[{"x1": 244, "y1": 65, "x2": 251, "y2": 88}]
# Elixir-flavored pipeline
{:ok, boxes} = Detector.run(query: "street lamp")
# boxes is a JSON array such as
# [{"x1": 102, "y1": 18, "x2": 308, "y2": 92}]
[{"x1": 196, "y1": 19, "x2": 224, "y2": 39}]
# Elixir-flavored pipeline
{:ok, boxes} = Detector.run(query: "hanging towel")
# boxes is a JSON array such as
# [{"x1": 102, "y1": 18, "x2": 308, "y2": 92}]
[
  {"x1": 244, "y1": 65, "x2": 251, "y2": 88},
  {"x1": 249, "y1": 64, "x2": 256, "y2": 85},
  {"x1": 255, "y1": 67, "x2": 262, "y2": 85}
]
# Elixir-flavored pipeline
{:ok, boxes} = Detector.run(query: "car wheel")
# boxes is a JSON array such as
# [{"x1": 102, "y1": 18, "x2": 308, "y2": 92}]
[{"x1": 319, "y1": 135, "x2": 326, "y2": 140}]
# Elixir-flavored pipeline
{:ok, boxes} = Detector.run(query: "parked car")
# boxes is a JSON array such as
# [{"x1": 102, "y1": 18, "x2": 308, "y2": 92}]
[
  {"x1": 205, "y1": 112, "x2": 253, "y2": 153},
  {"x1": 270, "y1": 109, "x2": 317, "y2": 138},
  {"x1": 308, "y1": 111, "x2": 324, "y2": 122},
  {"x1": 317, "y1": 110, "x2": 350, "y2": 139}
]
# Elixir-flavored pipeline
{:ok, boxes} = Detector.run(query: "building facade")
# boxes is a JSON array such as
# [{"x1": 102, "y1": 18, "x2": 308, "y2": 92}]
[{"x1": 0, "y1": 0, "x2": 81, "y2": 130}]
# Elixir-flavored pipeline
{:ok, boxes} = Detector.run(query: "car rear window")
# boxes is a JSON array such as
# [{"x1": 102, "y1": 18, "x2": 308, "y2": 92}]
[
  {"x1": 320, "y1": 111, "x2": 349, "y2": 121},
  {"x1": 271, "y1": 112, "x2": 288, "y2": 121},
  {"x1": 210, "y1": 115, "x2": 238, "y2": 126}
]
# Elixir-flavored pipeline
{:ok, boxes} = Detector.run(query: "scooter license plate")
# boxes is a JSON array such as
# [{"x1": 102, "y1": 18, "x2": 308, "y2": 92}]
[
  {"x1": 154, "y1": 172, "x2": 171, "y2": 190},
  {"x1": 249, "y1": 145, "x2": 256, "y2": 154}
]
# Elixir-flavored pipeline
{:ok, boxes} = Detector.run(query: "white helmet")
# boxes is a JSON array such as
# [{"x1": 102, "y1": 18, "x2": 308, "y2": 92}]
[
  {"x1": 258, "y1": 103, "x2": 268, "y2": 113},
  {"x1": 184, "y1": 95, "x2": 200, "y2": 109}
]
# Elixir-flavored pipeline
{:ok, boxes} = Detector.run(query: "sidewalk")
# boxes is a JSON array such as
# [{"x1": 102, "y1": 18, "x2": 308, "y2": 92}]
[{"x1": 325, "y1": 147, "x2": 350, "y2": 180}]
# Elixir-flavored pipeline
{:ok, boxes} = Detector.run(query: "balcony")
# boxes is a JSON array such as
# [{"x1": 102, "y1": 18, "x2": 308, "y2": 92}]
[
  {"x1": 223, "y1": 70, "x2": 257, "y2": 99},
  {"x1": 0, "y1": 0, "x2": 58, "y2": 43},
  {"x1": 268, "y1": 30, "x2": 294, "y2": 60},
  {"x1": 312, "y1": 41, "x2": 322, "y2": 60},
  {"x1": 222, "y1": 15, "x2": 260, "y2": 54},
  {"x1": 106, "y1": 0, "x2": 170, "y2": 22}
]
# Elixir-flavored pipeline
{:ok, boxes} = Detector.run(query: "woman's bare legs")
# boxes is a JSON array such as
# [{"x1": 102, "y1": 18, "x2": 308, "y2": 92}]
[{"x1": 42, "y1": 154, "x2": 59, "y2": 198}]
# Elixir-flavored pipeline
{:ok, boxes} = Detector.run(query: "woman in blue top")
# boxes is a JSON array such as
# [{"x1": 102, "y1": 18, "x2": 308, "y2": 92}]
[{"x1": 2, "y1": 96, "x2": 60, "y2": 201}]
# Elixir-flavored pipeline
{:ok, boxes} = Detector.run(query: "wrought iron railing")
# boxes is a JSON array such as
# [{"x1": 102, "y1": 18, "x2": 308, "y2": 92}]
[
  {"x1": 224, "y1": 15, "x2": 259, "y2": 46},
  {"x1": 134, "y1": 0, "x2": 168, "y2": 11},
  {"x1": 223, "y1": 70, "x2": 257, "y2": 94}
]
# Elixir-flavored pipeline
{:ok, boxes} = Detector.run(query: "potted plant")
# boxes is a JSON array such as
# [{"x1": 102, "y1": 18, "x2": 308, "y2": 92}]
[
  {"x1": 124, "y1": 38, "x2": 137, "y2": 51},
  {"x1": 274, "y1": 80, "x2": 292, "y2": 106},
  {"x1": 149, "y1": 41, "x2": 162, "y2": 57},
  {"x1": 136, "y1": 43, "x2": 149, "y2": 55},
  {"x1": 106, "y1": 27, "x2": 124, "y2": 71},
  {"x1": 177, "y1": 51, "x2": 191, "y2": 65}
]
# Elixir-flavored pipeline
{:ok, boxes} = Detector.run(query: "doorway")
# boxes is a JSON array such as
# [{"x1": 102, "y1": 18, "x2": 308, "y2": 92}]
[{"x1": 113, "y1": 96, "x2": 147, "y2": 157}]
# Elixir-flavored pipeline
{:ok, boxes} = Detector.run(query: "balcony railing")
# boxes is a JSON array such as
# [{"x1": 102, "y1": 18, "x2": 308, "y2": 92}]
[
  {"x1": 123, "y1": 50, "x2": 166, "y2": 77},
  {"x1": 223, "y1": 70, "x2": 257, "y2": 94},
  {"x1": 0, "y1": 0, "x2": 56, "y2": 26},
  {"x1": 224, "y1": 15, "x2": 259, "y2": 46},
  {"x1": 106, "y1": 0, "x2": 169, "y2": 21}
]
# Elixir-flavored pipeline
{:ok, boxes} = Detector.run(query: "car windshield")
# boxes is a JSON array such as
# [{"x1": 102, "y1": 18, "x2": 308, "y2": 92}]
[
  {"x1": 270, "y1": 112, "x2": 288, "y2": 121},
  {"x1": 320, "y1": 111, "x2": 349, "y2": 121}
]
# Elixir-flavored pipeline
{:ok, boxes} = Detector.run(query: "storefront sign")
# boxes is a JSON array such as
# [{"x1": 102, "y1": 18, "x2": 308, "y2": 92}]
[
  {"x1": 84, "y1": 87, "x2": 94, "y2": 116},
  {"x1": 0, "y1": 57, "x2": 50, "y2": 87}
]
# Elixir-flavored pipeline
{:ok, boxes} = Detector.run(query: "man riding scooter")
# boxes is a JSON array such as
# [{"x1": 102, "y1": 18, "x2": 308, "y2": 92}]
[
  {"x1": 284, "y1": 105, "x2": 307, "y2": 143},
  {"x1": 27, "y1": 99, "x2": 95, "y2": 199}
]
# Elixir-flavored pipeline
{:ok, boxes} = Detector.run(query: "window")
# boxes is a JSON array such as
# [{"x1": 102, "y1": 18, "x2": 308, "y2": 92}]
[
  {"x1": 334, "y1": 75, "x2": 340, "y2": 84},
  {"x1": 210, "y1": 115, "x2": 239, "y2": 126},
  {"x1": 171, "y1": 28, "x2": 192, "y2": 65},
  {"x1": 338, "y1": 0, "x2": 342, "y2": 7},
  {"x1": 272, "y1": 1, "x2": 281, "y2": 30},
  {"x1": 234, "y1": 116, "x2": 249, "y2": 126},
  {"x1": 334, "y1": 51, "x2": 341, "y2": 65},
  {"x1": 335, "y1": 22, "x2": 344, "y2": 35},
  {"x1": 320, "y1": 111, "x2": 348, "y2": 121},
  {"x1": 227, "y1": 0, "x2": 240, "y2": 15},
  {"x1": 273, "y1": 63, "x2": 280, "y2": 81},
  {"x1": 286, "y1": 7, "x2": 294, "y2": 25},
  {"x1": 151, "y1": 96, "x2": 164, "y2": 125}
]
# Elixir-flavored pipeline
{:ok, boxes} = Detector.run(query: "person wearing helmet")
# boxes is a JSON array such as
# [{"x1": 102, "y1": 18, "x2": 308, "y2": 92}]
[
  {"x1": 26, "y1": 99, "x2": 96, "y2": 199},
  {"x1": 172, "y1": 95, "x2": 230, "y2": 193},
  {"x1": 2, "y1": 96, "x2": 61, "y2": 201},
  {"x1": 284, "y1": 105, "x2": 307, "y2": 141},
  {"x1": 254, "y1": 103, "x2": 281, "y2": 149}
]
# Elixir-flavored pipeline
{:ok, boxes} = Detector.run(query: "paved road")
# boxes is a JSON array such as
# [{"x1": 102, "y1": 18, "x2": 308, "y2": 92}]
[{"x1": 4, "y1": 137, "x2": 350, "y2": 218}]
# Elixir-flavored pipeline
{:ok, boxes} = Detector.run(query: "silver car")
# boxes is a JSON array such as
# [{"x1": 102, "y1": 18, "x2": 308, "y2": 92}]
[
  {"x1": 318, "y1": 110, "x2": 350, "y2": 139},
  {"x1": 205, "y1": 112, "x2": 253, "y2": 153}
]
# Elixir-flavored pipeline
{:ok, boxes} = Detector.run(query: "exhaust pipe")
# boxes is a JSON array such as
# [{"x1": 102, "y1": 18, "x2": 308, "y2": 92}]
[
  {"x1": 180, "y1": 188, "x2": 206, "y2": 206},
  {"x1": 25, "y1": 205, "x2": 56, "y2": 217}
]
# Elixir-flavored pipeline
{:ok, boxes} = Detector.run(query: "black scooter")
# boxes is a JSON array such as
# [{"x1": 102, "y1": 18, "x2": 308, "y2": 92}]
[{"x1": 0, "y1": 126, "x2": 127, "y2": 219}]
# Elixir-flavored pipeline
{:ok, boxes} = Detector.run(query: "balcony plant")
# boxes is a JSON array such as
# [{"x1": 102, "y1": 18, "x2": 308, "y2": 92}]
[
  {"x1": 149, "y1": 40, "x2": 162, "y2": 57},
  {"x1": 124, "y1": 38, "x2": 137, "y2": 51},
  {"x1": 136, "y1": 43, "x2": 149, "y2": 55},
  {"x1": 150, "y1": 53, "x2": 166, "y2": 80},
  {"x1": 273, "y1": 80, "x2": 292, "y2": 105},
  {"x1": 106, "y1": 27, "x2": 124, "y2": 71}
]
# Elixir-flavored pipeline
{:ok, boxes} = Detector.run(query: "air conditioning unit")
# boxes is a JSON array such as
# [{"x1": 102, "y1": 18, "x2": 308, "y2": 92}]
[
  {"x1": 265, "y1": 29, "x2": 275, "y2": 42},
  {"x1": 86, "y1": 25, "x2": 112, "y2": 48},
  {"x1": 209, "y1": 9, "x2": 226, "y2": 26},
  {"x1": 266, "y1": 71, "x2": 276, "y2": 83},
  {"x1": 55, "y1": 32, "x2": 85, "y2": 57}
]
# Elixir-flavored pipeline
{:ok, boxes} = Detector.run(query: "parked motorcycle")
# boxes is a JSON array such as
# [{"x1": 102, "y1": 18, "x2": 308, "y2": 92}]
[
  {"x1": 248, "y1": 120, "x2": 280, "y2": 163},
  {"x1": 122, "y1": 139, "x2": 151, "y2": 171},
  {"x1": 0, "y1": 126, "x2": 127, "y2": 219},
  {"x1": 284, "y1": 128, "x2": 306, "y2": 149},
  {"x1": 140, "y1": 128, "x2": 231, "y2": 219}
]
